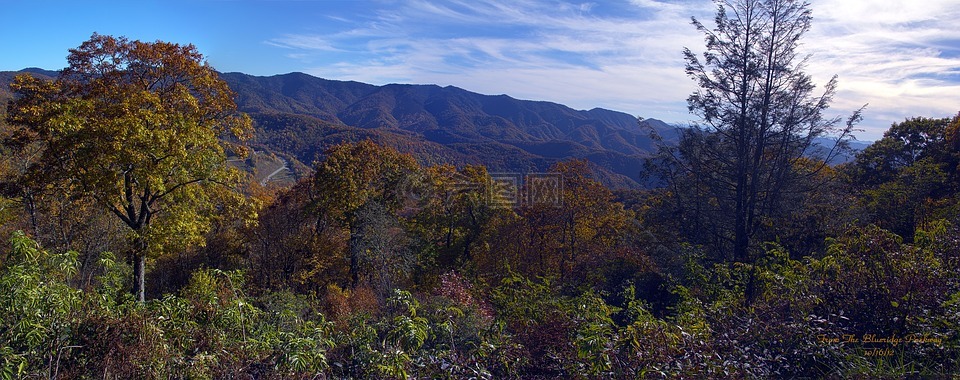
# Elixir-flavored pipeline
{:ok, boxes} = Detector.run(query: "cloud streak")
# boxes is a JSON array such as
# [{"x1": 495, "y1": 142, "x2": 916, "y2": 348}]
[
  {"x1": 804, "y1": 0, "x2": 960, "y2": 136},
  {"x1": 267, "y1": 0, "x2": 960, "y2": 140}
]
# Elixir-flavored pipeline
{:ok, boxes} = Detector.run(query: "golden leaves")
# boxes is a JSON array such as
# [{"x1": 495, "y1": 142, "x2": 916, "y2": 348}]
[{"x1": 5, "y1": 34, "x2": 255, "y2": 265}]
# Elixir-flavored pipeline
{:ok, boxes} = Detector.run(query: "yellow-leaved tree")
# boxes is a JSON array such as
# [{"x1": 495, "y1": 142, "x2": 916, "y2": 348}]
[
  {"x1": 4, "y1": 34, "x2": 253, "y2": 302},
  {"x1": 312, "y1": 140, "x2": 421, "y2": 293}
]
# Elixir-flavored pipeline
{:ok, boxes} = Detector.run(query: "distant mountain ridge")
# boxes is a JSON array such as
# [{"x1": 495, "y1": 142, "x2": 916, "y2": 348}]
[
  {"x1": 0, "y1": 68, "x2": 58, "y2": 104},
  {"x1": 220, "y1": 71, "x2": 676, "y2": 187},
  {"x1": 2, "y1": 68, "x2": 871, "y2": 188},
  {"x1": 0, "y1": 68, "x2": 685, "y2": 187}
]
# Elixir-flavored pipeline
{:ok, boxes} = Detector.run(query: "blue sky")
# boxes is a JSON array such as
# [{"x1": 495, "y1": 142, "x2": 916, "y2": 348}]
[{"x1": 2, "y1": 0, "x2": 958, "y2": 140}]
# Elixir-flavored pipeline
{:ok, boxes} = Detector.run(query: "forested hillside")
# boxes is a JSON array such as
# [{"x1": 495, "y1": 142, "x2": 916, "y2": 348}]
[
  {"x1": 1, "y1": 1, "x2": 959, "y2": 378},
  {"x1": 0, "y1": 67, "x2": 677, "y2": 189},
  {"x1": 221, "y1": 71, "x2": 674, "y2": 188}
]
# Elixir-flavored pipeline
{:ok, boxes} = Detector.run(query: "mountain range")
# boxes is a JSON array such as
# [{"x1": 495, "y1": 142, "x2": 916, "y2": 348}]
[
  {"x1": 219, "y1": 71, "x2": 676, "y2": 188},
  {"x1": 2, "y1": 69, "x2": 865, "y2": 188}
]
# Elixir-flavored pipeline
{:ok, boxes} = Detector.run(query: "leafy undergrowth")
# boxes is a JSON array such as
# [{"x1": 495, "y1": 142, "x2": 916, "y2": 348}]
[{"x1": 2, "y1": 225, "x2": 959, "y2": 379}]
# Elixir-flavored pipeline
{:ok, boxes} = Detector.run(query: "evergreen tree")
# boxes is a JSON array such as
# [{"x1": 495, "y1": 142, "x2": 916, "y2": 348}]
[{"x1": 650, "y1": 0, "x2": 860, "y2": 268}]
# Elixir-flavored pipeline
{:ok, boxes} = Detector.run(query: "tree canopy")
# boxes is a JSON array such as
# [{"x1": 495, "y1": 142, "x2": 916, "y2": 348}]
[
  {"x1": 649, "y1": 0, "x2": 859, "y2": 267},
  {"x1": 4, "y1": 33, "x2": 253, "y2": 301}
]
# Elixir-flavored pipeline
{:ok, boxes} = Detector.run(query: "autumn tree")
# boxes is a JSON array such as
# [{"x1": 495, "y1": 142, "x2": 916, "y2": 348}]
[
  {"x1": 248, "y1": 180, "x2": 348, "y2": 293},
  {"x1": 551, "y1": 160, "x2": 633, "y2": 280},
  {"x1": 414, "y1": 164, "x2": 498, "y2": 272},
  {"x1": 948, "y1": 113, "x2": 960, "y2": 169},
  {"x1": 479, "y1": 160, "x2": 637, "y2": 283},
  {"x1": 650, "y1": 0, "x2": 859, "y2": 266},
  {"x1": 311, "y1": 140, "x2": 421, "y2": 291},
  {"x1": 2, "y1": 99, "x2": 126, "y2": 273},
  {"x1": 4, "y1": 34, "x2": 252, "y2": 302},
  {"x1": 0, "y1": 93, "x2": 28, "y2": 241},
  {"x1": 849, "y1": 117, "x2": 956, "y2": 187},
  {"x1": 846, "y1": 116, "x2": 960, "y2": 239}
]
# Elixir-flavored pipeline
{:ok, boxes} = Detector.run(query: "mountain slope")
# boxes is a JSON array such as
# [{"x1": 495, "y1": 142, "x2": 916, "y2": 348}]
[
  {"x1": 3, "y1": 69, "x2": 673, "y2": 188},
  {"x1": 0, "y1": 68, "x2": 57, "y2": 105},
  {"x1": 220, "y1": 72, "x2": 673, "y2": 188}
]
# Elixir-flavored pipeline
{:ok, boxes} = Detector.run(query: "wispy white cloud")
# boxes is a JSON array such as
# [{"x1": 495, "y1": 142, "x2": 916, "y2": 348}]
[
  {"x1": 267, "y1": 0, "x2": 960, "y2": 140},
  {"x1": 806, "y1": 0, "x2": 960, "y2": 137},
  {"x1": 266, "y1": 34, "x2": 342, "y2": 51}
]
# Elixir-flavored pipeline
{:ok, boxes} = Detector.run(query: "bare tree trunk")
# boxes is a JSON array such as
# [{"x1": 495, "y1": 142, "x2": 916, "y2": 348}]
[
  {"x1": 133, "y1": 253, "x2": 146, "y2": 303},
  {"x1": 131, "y1": 235, "x2": 148, "y2": 302},
  {"x1": 25, "y1": 192, "x2": 39, "y2": 235},
  {"x1": 349, "y1": 222, "x2": 362, "y2": 288}
]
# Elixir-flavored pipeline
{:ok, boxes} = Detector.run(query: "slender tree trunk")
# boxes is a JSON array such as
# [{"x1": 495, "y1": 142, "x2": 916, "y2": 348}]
[
  {"x1": 734, "y1": 149, "x2": 750, "y2": 263},
  {"x1": 349, "y1": 222, "x2": 361, "y2": 288},
  {"x1": 462, "y1": 235, "x2": 473, "y2": 264},
  {"x1": 25, "y1": 191, "x2": 39, "y2": 235},
  {"x1": 131, "y1": 235, "x2": 148, "y2": 302},
  {"x1": 568, "y1": 214, "x2": 576, "y2": 279},
  {"x1": 133, "y1": 253, "x2": 146, "y2": 303},
  {"x1": 734, "y1": 213, "x2": 749, "y2": 263},
  {"x1": 744, "y1": 264, "x2": 758, "y2": 307}
]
